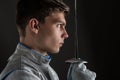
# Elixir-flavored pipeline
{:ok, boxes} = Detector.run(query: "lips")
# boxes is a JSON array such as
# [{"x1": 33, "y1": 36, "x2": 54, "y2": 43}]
[{"x1": 59, "y1": 42, "x2": 64, "y2": 47}]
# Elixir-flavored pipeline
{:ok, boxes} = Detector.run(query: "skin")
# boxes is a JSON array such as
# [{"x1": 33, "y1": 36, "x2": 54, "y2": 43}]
[{"x1": 19, "y1": 12, "x2": 69, "y2": 56}]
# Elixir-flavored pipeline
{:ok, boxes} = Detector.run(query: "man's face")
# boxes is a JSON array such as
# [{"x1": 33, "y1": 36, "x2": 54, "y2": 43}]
[{"x1": 36, "y1": 12, "x2": 69, "y2": 53}]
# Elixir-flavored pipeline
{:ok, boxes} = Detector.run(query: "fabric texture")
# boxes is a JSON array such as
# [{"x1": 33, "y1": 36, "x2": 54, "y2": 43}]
[
  {"x1": 67, "y1": 60, "x2": 96, "y2": 80},
  {"x1": 0, "y1": 43, "x2": 59, "y2": 80}
]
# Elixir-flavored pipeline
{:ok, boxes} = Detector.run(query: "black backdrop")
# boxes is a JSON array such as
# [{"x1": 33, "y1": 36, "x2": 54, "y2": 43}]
[{"x1": 0, "y1": 0, "x2": 116, "y2": 80}]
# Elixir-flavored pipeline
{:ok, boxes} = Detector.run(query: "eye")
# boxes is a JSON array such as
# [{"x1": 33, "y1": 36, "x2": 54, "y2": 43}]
[{"x1": 57, "y1": 24, "x2": 62, "y2": 28}]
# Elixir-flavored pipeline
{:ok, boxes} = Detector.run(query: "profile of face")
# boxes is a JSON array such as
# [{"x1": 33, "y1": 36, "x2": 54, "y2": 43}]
[{"x1": 36, "y1": 12, "x2": 69, "y2": 53}]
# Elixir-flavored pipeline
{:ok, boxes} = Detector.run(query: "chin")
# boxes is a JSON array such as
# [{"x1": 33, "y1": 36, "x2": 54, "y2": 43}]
[
  {"x1": 52, "y1": 50, "x2": 60, "y2": 53},
  {"x1": 50, "y1": 48, "x2": 60, "y2": 54},
  {"x1": 47, "y1": 46, "x2": 61, "y2": 53}
]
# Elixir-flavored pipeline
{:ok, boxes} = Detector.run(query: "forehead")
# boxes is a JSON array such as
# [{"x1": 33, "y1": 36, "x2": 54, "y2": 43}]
[{"x1": 45, "y1": 12, "x2": 66, "y2": 24}]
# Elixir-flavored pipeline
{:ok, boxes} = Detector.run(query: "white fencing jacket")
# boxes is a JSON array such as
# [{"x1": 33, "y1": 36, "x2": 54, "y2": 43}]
[{"x1": 0, "y1": 43, "x2": 59, "y2": 80}]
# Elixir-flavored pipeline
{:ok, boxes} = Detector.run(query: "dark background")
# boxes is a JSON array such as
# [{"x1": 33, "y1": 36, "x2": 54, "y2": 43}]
[{"x1": 0, "y1": 0, "x2": 116, "y2": 80}]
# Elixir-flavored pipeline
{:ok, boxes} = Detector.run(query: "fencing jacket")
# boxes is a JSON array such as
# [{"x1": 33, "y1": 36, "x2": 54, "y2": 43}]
[{"x1": 0, "y1": 43, "x2": 59, "y2": 80}]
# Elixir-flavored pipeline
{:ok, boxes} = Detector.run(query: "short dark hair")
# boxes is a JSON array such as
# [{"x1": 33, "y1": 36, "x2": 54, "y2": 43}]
[{"x1": 16, "y1": 0, "x2": 69, "y2": 36}]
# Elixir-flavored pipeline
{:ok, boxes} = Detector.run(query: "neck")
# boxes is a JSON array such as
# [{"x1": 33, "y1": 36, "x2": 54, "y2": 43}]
[{"x1": 19, "y1": 36, "x2": 48, "y2": 56}]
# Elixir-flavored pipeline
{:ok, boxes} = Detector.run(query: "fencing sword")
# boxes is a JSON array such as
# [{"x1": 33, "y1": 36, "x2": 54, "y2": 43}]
[
  {"x1": 65, "y1": 1, "x2": 87, "y2": 79},
  {"x1": 65, "y1": 0, "x2": 87, "y2": 64},
  {"x1": 65, "y1": 2, "x2": 97, "y2": 80}
]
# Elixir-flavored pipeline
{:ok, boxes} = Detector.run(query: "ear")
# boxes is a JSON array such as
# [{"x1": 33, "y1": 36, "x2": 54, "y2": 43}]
[{"x1": 28, "y1": 18, "x2": 40, "y2": 34}]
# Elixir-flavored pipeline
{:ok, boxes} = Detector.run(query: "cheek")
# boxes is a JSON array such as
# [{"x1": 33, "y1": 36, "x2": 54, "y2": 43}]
[
  {"x1": 39, "y1": 26, "x2": 61, "y2": 46},
  {"x1": 47, "y1": 34, "x2": 59, "y2": 45},
  {"x1": 47, "y1": 32, "x2": 61, "y2": 48},
  {"x1": 39, "y1": 32, "x2": 58, "y2": 45}
]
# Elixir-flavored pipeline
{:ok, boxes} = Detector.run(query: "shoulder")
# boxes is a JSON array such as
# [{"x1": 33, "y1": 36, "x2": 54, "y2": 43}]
[
  {"x1": 0, "y1": 59, "x2": 44, "y2": 80},
  {"x1": 4, "y1": 69, "x2": 41, "y2": 80},
  {"x1": 0, "y1": 55, "x2": 42, "y2": 80}
]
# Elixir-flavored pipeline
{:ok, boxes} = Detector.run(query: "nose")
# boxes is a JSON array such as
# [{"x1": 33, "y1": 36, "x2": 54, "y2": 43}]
[{"x1": 62, "y1": 29, "x2": 69, "y2": 39}]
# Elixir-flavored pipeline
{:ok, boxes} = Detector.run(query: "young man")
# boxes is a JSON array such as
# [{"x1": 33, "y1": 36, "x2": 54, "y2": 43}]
[{"x1": 0, "y1": 0, "x2": 96, "y2": 80}]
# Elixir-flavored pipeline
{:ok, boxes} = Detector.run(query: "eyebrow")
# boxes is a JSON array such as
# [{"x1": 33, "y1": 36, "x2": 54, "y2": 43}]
[{"x1": 56, "y1": 20, "x2": 66, "y2": 26}]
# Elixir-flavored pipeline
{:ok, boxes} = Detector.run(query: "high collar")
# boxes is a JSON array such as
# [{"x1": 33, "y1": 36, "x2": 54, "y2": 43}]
[{"x1": 9, "y1": 43, "x2": 52, "y2": 65}]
